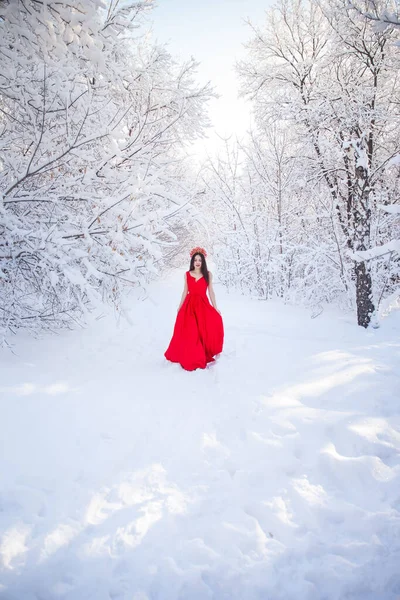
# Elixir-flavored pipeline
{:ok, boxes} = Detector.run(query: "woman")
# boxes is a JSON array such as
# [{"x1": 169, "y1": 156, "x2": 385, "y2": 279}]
[{"x1": 164, "y1": 247, "x2": 224, "y2": 371}]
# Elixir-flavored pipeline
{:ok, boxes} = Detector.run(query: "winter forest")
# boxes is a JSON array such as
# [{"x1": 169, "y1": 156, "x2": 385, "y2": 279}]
[
  {"x1": 1, "y1": 0, "x2": 399, "y2": 338},
  {"x1": 1, "y1": 0, "x2": 400, "y2": 598}
]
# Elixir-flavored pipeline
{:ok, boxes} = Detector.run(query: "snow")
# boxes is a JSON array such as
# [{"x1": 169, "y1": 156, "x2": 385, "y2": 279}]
[
  {"x1": 350, "y1": 239, "x2": 400, "y2": 260},
  {"x1": 0, "y1": 271, "x2": 400, "y2": 599},
  {"x1": 388, "y1": 154, "x2": 400, "y2": 167},
  {"x1": 378, "y1": 203, "x2": 400, "y2": 215}
]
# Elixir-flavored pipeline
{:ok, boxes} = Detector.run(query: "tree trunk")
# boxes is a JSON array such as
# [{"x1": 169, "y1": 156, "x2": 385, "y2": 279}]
[
  {"x1": 355, "y1": 261, "x2": 374, "y2": 327},
  {"x1": 353, "y1": 157, "x2": 375, "y2": 328}
]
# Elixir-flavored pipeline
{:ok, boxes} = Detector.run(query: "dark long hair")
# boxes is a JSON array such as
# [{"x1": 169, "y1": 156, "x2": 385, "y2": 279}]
[{"x1": 189, "y1": 253, "x2": 209, "y2": 284}]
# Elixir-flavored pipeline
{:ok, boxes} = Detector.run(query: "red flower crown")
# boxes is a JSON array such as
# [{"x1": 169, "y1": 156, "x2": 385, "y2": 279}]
[{"x1": 190, "y1": 246, "x2": 207, "y2": 258}]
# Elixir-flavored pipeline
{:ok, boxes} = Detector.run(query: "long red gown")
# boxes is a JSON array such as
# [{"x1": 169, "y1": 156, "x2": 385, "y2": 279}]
[{"x1": 164, "y1": 271, "x2": 224, "y2": 371}]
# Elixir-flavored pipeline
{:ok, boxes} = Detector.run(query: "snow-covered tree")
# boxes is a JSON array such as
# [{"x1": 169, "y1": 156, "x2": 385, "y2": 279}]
[
  {"x1": 0, "y1": 0, "x2": 212, "y2": 341},
  {"x1": 348, "y1": 0, "x2": 400, "y2": 33},
  {"x1": 235, "y1": 0, "x2": 400, "y2": 326}
]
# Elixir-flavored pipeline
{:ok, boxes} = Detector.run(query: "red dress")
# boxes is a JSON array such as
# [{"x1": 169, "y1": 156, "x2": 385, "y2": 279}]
[{"x1": 165, "y1": 271, "x2": 224, "y2": 371}]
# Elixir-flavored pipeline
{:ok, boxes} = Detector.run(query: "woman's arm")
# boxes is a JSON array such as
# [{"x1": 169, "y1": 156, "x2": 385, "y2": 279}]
[
  {"x1": 208, "y1": 272, "x2": 220, "y2": 313},
  {"x1": 177, "y1": 273, "x2": 188, "y2": 312}
]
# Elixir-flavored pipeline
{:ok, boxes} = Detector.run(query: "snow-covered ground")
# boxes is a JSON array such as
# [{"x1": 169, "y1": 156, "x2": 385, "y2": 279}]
[{"x1": 1, "y1": 271, "x2": 400, "y2": 600}]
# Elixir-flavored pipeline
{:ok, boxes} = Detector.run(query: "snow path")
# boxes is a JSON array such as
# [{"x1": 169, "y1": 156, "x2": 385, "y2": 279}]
[{"x1": 1, "y1": 273, "x2": 400, "y2": 600}]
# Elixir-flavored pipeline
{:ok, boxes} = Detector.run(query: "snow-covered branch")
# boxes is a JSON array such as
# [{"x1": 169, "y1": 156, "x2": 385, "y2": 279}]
[{"x1": 0, "y1": 0, "x2": 212, "y2": 340}]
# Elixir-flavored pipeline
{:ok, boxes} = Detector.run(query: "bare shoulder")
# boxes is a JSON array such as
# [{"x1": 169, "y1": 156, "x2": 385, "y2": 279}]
[{"x1": 209, "y1": 271, "x2": 213, "y2": 280}]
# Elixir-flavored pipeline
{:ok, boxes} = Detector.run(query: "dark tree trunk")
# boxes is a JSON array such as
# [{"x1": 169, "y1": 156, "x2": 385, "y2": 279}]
[
  {"x1": 353, "y1": 159, "x2": 375, "y2": 328},
  {"x1": 355, "y1": 261, "x2": 374, "y2": 327}
]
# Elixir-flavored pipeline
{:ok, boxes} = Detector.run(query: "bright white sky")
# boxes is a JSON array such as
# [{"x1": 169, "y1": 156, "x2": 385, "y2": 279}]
[{"x1": 151, "y1": 0, "x2": 273, "y2": 160}]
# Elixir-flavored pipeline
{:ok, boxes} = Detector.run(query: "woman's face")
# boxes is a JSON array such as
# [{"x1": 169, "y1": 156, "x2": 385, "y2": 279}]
[{"x1": 194, "y1": 254, "x2": 202, "y2": 270}]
